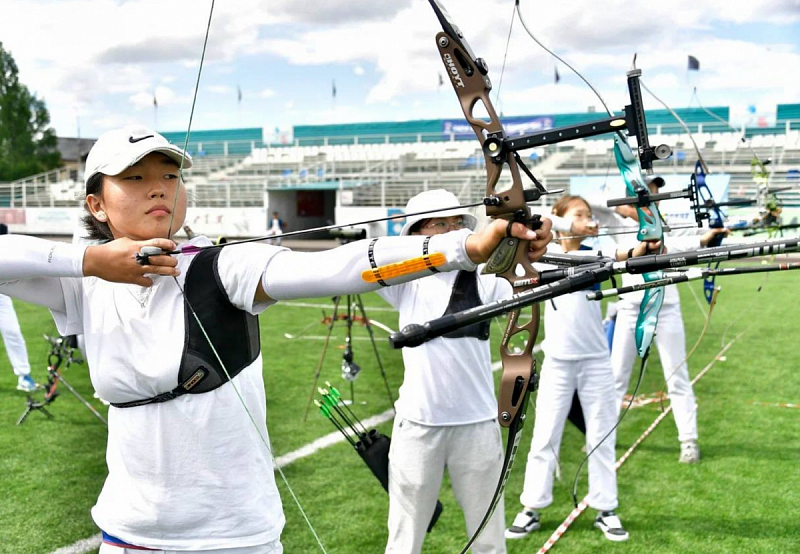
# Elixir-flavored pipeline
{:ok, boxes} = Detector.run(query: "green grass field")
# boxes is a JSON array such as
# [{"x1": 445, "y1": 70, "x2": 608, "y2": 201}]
[{"x1": 1, "y1": 268, "x2": 798, "y2": 554}]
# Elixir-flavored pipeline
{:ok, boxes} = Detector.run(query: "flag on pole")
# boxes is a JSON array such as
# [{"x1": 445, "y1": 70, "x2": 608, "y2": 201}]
[
  {"x1": 332, "y1": 79, "x2": 337, "y2": 99},
  {"x1": 237, "y1": 85, "x2": 242, "y2": 104},
  {"x1": 438, "y1": 73, "x2": 444, "y2": 87},
  {"x1": 688, "y1": 55, "x2": 700, "y2": 71},
  {"x1": 554, "y1": 67, "x2": 560, "y2": 84},
  {"x1": 153, "y1": 93, "x2": 158, "y2": 108}
]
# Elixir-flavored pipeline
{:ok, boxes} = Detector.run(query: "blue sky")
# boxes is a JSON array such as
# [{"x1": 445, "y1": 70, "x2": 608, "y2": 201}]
[{"x1": 1, "y1": 0, "x2": 798, "y2": 139}]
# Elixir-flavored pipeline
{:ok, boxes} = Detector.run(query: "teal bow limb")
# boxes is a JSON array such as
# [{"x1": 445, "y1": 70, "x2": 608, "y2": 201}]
[
  {"x1": 635, "y1": 276, "x2": 665, "y2": 357},
  {"x1": 613, "y1": 133, "x2": 665, "y2": 356},
  {"x1": 613, "y1": 134, "x2": 664, "y2": 241}
]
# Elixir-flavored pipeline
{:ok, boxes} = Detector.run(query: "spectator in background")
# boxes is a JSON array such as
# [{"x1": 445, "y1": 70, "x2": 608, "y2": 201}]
[
  {"x1": 0, "y1": 222, "x2": 36, "y2": 392},
  {"x1": 265, "y1": 211, "x2": 285, "y2": 245}
]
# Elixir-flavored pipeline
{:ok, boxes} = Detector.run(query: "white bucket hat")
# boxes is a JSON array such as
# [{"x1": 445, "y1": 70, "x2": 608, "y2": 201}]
[
  {"x1": 399, "y1": 189, "x2": 477, "y2": 236},
  {"x1": 84, "y1": 125, "x2": 192, "y2": 187}
]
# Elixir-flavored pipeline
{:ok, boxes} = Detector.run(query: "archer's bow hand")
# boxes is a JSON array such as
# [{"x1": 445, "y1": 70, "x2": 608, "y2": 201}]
[
  {"x1": 465, "y1": 217, "x2": 553, "y2": 265},
  {"x1": 700, "y1": 227, "x2": 732, "y2": 247},
  {"x1": 619, "y1": 240, "x2": 665, "y2": 261},
  {"x1": 84, "y1": 238, "x2": 179, "y2": 287}
]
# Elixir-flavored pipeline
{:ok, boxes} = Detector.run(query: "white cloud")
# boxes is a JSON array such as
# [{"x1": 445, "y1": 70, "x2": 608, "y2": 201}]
[
  {"x1": 131, "y1": 86, "x2": 180, "y2": 110},
  {"x1": 0, "y1": 0, "x2": 797, "y2": 136},
  {"x1": 260, "y1": 88, "x2": 277, "y2": 98},
  {"x1": 207, "y1": 85, "x2": 233, "y2": 95}
]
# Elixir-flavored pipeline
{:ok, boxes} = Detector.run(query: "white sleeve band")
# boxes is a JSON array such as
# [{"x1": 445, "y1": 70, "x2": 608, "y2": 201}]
[
  {"x1": 262, "y1": 229, "x2": 477, "y2": 301},
  {"x1": 0, "y1": 235, "x2": 87, "y2": 280}
]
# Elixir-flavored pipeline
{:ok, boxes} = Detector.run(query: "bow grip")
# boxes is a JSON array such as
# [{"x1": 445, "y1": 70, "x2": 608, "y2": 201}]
[{"x1": 483, "y1": 214, "x2": 543, "y2": 276}]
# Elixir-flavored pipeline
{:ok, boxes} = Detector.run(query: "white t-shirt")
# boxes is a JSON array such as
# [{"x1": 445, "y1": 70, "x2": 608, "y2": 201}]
[
  {"x1": 539, "y1": 245, "x2": 609, "y2": 361},
  {"x1": 378, "y1": 267, "x2": 512, "y2": 426},
  {"x1": 50, "y1": 237, "x2": 286, "y2": 551}
]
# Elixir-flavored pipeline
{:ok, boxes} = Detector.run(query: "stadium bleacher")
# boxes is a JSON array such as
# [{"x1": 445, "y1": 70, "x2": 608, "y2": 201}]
[{"x1": 3, "y1": 105, "x2": 799, "y2": 218}]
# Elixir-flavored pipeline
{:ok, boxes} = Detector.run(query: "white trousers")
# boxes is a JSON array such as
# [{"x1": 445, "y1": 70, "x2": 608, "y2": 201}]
[
  {"x1": 386, "y1": 418, "x2": 506, "y2": 554},
  {"x1": 0, "y1": 294, "x2": 30, "y2": 376},
  {"x1": 519, "y1": 357, "x2": 618, "y2": 512},
  {"x1": 611, "y1": 302, "x2": 698, "y2": 442},
  {"x1": 264, "y1": 228, "x2": 283, "y2": 245}
]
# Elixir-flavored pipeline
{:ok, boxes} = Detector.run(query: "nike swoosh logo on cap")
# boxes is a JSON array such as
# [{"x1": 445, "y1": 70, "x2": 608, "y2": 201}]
[{"x1": 129, "y1": 134, "x2": 155, "y2": 143}]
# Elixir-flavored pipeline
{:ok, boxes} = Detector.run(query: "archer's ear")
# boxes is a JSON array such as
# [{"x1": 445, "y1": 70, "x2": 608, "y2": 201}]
[{"x1": 85, "y1": 194, "x2": 106, "y2": 221}]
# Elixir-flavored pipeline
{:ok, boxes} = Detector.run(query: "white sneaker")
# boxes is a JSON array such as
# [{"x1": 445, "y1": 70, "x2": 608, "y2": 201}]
[
  {"x1": 594, "y1": 511, "x2": 629, "y2": 542},
  {"x1": 680, "y1": 440, "x2": 700, "y2": 464},
  {"x1": 505, "y1": 508, "x2": 541, "y2": 539},
  {"x1": 17, "y1": 374, "x2": 38, "y2": 392}
]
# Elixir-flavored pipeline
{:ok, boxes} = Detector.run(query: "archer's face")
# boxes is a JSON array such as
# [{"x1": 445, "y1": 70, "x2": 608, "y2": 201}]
[
  {"x1": 87, "y1": 153, "x2": 187, "y2": 241},
  {"x1": 414, "y1": 216, "x2": 468, "y2": 236},
  {"x1": 560, "y1": 200, "x2": 593, "y2": 232}
]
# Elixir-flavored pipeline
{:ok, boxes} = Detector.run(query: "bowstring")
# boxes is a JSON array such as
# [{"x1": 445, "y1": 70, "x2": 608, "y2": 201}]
[
  {"x1": 639, "y1": 80, "x2": 709, "y2": 174},
  {"x1": 494, "y1": 6, "x2": 516, "y2": 110},
  {"x1": 516, "y1": 0, "x2": 666, "y2": 508},
  {"x1": 515, "y1": 0, "x2": 613, "y2": 117},
  {"x1": 163, "y1": 1, "x2": 327, "y2": 550}
]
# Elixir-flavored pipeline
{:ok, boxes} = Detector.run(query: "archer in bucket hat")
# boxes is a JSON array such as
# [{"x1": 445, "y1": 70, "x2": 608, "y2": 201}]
[{"x1": 399, "y1": 189, "x2": 478, "y2": 236}]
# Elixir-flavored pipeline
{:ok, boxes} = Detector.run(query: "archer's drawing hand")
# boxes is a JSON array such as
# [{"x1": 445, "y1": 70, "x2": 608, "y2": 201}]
[
  {"x1": 84, "y1": 238, "x2": 180, "y2": 287},
  {"x1": 466, "y1": 217, "x2": 553, "y2": 264}
]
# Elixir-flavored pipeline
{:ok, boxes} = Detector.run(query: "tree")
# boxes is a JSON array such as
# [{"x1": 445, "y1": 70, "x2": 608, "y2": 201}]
[{"x1": 0, "y1": 41, "x2": 61, "y2": 182}]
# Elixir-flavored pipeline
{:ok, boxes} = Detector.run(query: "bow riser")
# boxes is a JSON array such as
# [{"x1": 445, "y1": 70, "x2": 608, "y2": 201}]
[{"x1": 497, "y1": 305, "x2": 539, "y2": 427}]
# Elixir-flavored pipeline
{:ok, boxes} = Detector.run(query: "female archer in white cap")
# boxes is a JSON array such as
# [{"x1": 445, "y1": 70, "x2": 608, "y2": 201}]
[
  {"x1": 0, "y1": 126, "x2": 552, "y2": 554},
  {"x1": 378, "y1": 189, "x2": 512, "y2": 554}
]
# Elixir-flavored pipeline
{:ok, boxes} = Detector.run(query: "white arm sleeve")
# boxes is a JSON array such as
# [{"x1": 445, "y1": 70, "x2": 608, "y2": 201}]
[
  {"x1": 0, "y1": 278, "x2": 70, "y2": 313},
  {"x1": 262, "y1": 229, "x2": 477, "y2": 301},
  {"x1": 0, "y1": 235, "x2": 87, "y2": 280}
]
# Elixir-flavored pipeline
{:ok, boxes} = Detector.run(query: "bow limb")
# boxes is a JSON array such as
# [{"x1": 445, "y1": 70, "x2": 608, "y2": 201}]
[{"x1": 612, "y1": 131, "x2": 665, "y2": 357}]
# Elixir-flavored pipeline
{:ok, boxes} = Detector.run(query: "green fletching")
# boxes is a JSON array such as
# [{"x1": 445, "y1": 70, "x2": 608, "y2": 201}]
[
  {"x1": 321, "y1": 395, "x2": 337, "y2": 409},
  {"x1": 314, "y1": 399, "x2": 332, "y2": 419}
]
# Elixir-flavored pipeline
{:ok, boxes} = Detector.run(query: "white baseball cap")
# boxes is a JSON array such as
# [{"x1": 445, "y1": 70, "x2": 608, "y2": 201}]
[
  {"x1": 84, "y1": 125, "x2": 192, "y2": 187},
  {"x1": 399, "y1": 189, "x2": 477, "y2": 236}
]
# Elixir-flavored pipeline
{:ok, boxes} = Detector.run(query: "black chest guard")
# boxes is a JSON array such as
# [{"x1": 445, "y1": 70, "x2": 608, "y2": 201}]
[
  {"x1": 111, "y1": 248, "x2": 260, "y2": 408},
  {"x1": 441, "y1": 270, "x2": 490, "y2": 341}
]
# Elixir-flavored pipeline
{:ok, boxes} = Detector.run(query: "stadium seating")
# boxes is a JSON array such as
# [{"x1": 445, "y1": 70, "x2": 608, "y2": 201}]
[{"x1": 3, "y1": 109, "x2": 800, "y2": 213}]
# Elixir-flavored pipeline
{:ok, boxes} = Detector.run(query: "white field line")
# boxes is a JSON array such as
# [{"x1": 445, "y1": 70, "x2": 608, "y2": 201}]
[
  {"x1": 274, "y1": 408, "x2": 395, "y2": 468},
  {"x1": 280, "y1": 301, "x2": 397, "y2": 312},
  {"x1": 48, "y1": 535, "x2": 103, "y2": 554},
  {"x1": 51, "y1": 340, "x2": 529, "y2": 554}
]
